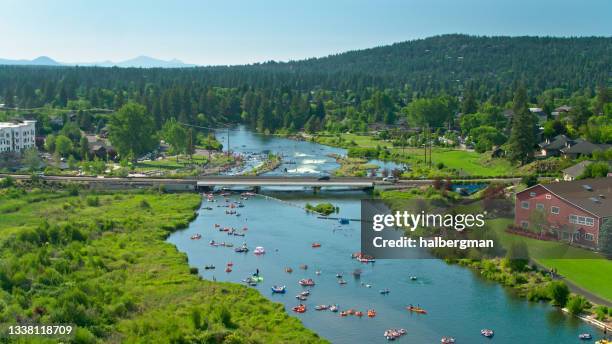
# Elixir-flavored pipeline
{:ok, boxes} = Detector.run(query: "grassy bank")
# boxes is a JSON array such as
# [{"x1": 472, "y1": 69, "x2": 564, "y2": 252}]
[
  {"x1": 330, "y1": 154, "x2": 379, "y2": 177},
  {"x1": 488, "y1": 219, "x2": 612, "y2": 302},
  {"x1": 314, "y1": 133, "x2": 518, "y2": 177},
  {"x1": 0, "y1": 183, "x2": 325, "y2": 343},
  {"x1": 380, "y1": 186, "x2": 612, "y2": 303}
]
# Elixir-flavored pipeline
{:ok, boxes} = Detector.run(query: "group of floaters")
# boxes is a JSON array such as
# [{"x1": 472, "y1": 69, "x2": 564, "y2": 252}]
[
  {"x1": 190, "y1": 233, "x2": 202, "y2": 240},
  {"x1": 383, "y1": 328, "x2": 407, "y2": 341},
  {"x1": 352, "y1": 252, "x2": 376, "y2": 263},
  {"x1": 225, "y1": 262, "x2": 233, "y2": 273}
]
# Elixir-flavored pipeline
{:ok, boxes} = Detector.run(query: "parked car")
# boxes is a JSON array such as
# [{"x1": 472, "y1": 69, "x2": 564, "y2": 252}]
[{"x1": 382, "y1": 176, "x2": 397, "y2": 183}]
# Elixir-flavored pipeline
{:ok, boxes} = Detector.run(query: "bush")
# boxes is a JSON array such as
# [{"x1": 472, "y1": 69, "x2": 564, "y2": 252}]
[
  {"x1": 139, "y1": 199, "x2": 151, "y2": 209},
  {"x1": 305, "y1": 202, "x2": 337, "y2": 215},
  {"x1": 521, "y1": 175, "x2": 538, "y2": 187},
  {"x1": 547, "y1": 281, "x2": 570, "y2": 307},
  {"x1": 594, "y1": 306, "x2": 609, "y2": 321},
  {"x1": 85, "y1": 196, "x2": 100, "y2": 207},
  {"x1": 566, "y1": 295, "x2": 590, "y2": 314},
  {"x1": 0, "y1": 176, "x2": 15, "y2": 188}
]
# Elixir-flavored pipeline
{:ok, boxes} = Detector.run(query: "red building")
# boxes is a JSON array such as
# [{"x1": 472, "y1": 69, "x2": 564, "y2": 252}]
[{"x1": 515, "y1": 178, "x2": 612, "y2": 249}]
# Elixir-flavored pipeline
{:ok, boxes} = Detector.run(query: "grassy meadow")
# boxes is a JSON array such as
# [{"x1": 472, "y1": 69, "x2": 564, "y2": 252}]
[
  {"x1": 314, "y1": 133, "x2": 517, "y2": 177},
  {"x1": 0, "y1": 183, "x2": 325, "y2": 343}
]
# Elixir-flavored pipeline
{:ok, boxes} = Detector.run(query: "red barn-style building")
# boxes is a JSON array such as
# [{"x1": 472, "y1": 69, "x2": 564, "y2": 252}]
[{"x1": 515, "y1": 178, "x2": 612, "y2": 250}]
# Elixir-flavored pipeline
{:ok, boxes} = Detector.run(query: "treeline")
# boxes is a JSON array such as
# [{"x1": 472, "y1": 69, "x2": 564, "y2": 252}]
[{"x1": 0, "y1": 35, "x2": 610, "y2": 136}]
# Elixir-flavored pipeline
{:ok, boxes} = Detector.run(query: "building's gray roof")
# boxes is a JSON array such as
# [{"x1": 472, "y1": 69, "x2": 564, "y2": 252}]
[
  {"x1": 539, "y1": 135, "x2": 574, "y2": 150},
  {"x1": 562, "y1": 161, "x2": 593, "y2": 178},
  {"x1": 563, "y1": 161, "x2": 612, "y2": 179},
  {"x1": 541, "y1": 177, "x2": 612, "y2": 218},
  {"x1": 560, "y1": 141, "x2": 612, "y2": 155}
]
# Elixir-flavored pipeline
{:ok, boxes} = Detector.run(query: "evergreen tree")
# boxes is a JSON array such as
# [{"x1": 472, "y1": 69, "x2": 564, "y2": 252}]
[{"x1": 507, "y1": 85, "x2": 536, "y2": 165}]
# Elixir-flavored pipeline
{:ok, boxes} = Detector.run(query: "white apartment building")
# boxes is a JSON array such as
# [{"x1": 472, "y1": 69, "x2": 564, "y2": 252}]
[{"x1": 0, "y1": 120, "x2": 37, "y2": 153}]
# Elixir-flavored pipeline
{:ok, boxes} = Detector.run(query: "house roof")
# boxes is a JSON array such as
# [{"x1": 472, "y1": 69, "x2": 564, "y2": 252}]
[
  {"x1": 555, "y1": 105, "x2": 572, "y2": 112},
  {"x1": 539, "y1": 134, "x2": 574, "y2": 150},
  {"x1": 562, "y1": 161, "x2": 593, "y2": 178},
  {"x1": 560, "y1": 141, "x2": 611, "y2": 155},
  {"x1": 563, "y1": 161, "x2": 612, "y2": 179},
  {"x1": 540, "y1": 178, "x2": 612, "y2": 218}
]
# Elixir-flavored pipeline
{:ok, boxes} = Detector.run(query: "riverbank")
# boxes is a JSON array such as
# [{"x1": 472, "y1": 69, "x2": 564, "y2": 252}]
[
  {"x1": 0, "y1": 183, "x2": 325, "y2": 343},
  {"x1": 308, "y1": 132, "x2": 520, "y2": 178},
  {"x1": 378, "y1": 186, "x2": 611, "y2": 332},
  {"x1": 328, "y1": 153, "x2": 380, "y2": 177}
]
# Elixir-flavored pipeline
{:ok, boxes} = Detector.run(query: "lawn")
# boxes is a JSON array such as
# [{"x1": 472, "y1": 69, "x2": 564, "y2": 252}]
[
  {"x1": 0, "y1": 185, "x2": 325, "y2": 343},
  {"x1": 134, "y1": 154, "x2": 209, "y2": 171},
  {"x1": 315, "y1": 133, "x2": 518, "y2": 177},
  {"x1": 488, "y1": 218, "x2": 612, "y2": 302}
]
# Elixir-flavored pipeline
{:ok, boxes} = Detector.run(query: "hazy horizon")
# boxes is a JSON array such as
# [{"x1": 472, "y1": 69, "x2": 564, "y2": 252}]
[{"x1": 1, "y1": 0, "x2": 611, "y2": 65}]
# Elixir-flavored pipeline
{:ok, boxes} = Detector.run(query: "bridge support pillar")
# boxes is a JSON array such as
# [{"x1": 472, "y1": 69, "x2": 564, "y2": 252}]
[
  {"x1": 253, "y1": 186, "x2": 261, "y2": 194},
  {"x1": 312, "y1": 186, "x2": 321, "y2": 194}
]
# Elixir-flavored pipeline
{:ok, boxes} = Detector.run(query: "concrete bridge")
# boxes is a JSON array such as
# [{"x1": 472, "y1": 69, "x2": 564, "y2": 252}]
[
  {"x1": 0, "y1": 174, "x2": 376, "y2": 191},
  {"x1": 195, "y1": 176, "x2": 375, "y2": 189}
]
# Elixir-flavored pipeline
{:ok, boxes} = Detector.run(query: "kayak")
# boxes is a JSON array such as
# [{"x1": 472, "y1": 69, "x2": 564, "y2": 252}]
[
  {"x1": 298, "y1": 279, "x2": 315, "y2": 286},
  {"x1": 312, "y1": 243, "x2": 322, "y2": 248},
  {"x1": 407, "y1": 306, "x2": 427, "y2": 314}
]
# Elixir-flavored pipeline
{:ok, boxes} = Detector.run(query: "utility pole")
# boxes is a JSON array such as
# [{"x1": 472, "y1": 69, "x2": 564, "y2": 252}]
[
  {"x1": 423, "y1": 125, "x2": 427, "y2": 166},
  {"x1": 226, "y1": 127, "x2": 230, "y2": 156},
  {"x1": 187, "y1": 128, "x2": 193, "y2": 162}
]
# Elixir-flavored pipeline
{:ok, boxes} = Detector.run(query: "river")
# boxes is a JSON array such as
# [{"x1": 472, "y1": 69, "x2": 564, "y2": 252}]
[{"x1": 167, "y1": 127, "x2": 600, "y2": 343}]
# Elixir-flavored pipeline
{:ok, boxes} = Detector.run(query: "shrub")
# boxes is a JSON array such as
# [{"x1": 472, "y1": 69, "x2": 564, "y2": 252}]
[
  {"x1": 139, "y1": 199, "x2": 151, "y2": 209},
  {"x1": 594, "y1": 305, "x2": 609, "y2": 321},
  {"x1": 566, "y1": 295, "x2": 590, "y2": 314},
  {"x1": 305, "y1": 202, "x2": 337, "y2": 215},
  {"x1": 521, "y1": 175, "x2": 538, "y2": 187},
  {"x1": 85, "y1": 196, "x2": 100, "y2": 207},
  {"x1": 0, "y1": 176, "x2": 15, "y2": 188},
  {"x1": 547, "y1": 281, "x2": 570, "y2": 307}
]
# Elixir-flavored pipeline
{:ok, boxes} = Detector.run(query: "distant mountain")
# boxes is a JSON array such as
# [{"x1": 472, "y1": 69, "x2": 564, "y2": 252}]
[
  {"x1": 0, "y1": 55, "x2": 196, "y2": 68},
  {"x1": 0, "y1": 56, "x2": 61, "y2": 66}
]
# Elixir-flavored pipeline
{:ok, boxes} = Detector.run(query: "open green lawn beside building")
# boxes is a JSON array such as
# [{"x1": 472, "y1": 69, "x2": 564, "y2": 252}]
[
  {"x1": 314, "y1": 133, "x2": 518, "y2": 177},
  {"x1": 0, "y1": 184, "x2": 325, "y2": 343},
  {"x1": 489, "y1": 219, "x2": 612, "y2": 302}
]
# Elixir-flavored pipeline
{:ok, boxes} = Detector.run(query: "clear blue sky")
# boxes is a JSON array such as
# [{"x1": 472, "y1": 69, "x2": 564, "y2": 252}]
[{"x1": 1, "y1": 0, "x2": 610, "y2": 65}]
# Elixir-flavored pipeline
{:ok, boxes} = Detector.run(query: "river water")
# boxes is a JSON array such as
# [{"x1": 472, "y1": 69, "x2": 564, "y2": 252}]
[{"x1": 168, "y1": 127, "x2": 600, "y2": 343}]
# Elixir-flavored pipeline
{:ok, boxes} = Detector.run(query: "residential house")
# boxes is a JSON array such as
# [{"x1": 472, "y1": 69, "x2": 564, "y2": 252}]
[
  {"x1": 538, "y1": 135, "x2": 575, "y2": 157},
  {"x1": 562, "y1": 161, "x2": 612, "y2": 181},
  {"x1": 514, "y1": 178, "x2": 612, "y2": 250},
  {"x1": 560, "y1": 141, "x2": 611, "y2": 159},
  {"x1": 551, "y1": 105, "x2": 572, "y2": 121},
  {"x1": 85, "y1": 134, "x2": 116, "y2": 160},
  {"x1": 529, "y1": 107, "x2": 548, "y2": 124}
]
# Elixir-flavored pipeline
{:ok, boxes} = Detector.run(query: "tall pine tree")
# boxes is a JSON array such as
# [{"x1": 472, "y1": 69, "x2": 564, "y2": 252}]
[{"x1": 507, "y1": 85, "x2": 536, "y2": 165}]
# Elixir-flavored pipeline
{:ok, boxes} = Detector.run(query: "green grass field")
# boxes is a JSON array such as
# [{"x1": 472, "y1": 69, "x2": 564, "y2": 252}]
[
  {"x1": 315, "y1": 133, "x2": 517, "y2": 177},
  {"x1": 488, "y1": 219, "x2": 612, "y2": 301},
  {"x1": 0, "y1": 185, "x2": 325, "y2": 343}
]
